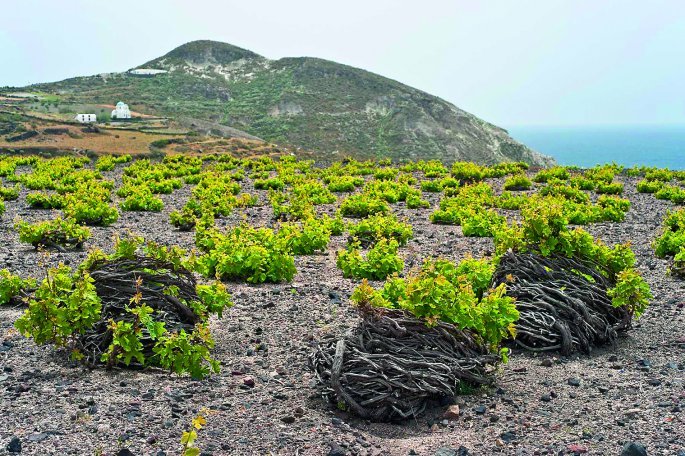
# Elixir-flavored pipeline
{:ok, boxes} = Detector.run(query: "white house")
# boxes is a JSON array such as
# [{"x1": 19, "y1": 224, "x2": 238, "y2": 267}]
[
  {"x1": 74, "y1": 113, "x2": 97, "y2": 123},
  {"x1": 129, "y1": 68, "x2": 168, "y2": 77},
  {"x1": 111, "y1": 101, "x2": 131, "y2": 119}
]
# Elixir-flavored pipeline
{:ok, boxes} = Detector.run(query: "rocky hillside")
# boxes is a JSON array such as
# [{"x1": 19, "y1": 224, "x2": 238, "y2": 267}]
[{"x1": 26, "y1": 40, "x2": 553, "y2": 165}]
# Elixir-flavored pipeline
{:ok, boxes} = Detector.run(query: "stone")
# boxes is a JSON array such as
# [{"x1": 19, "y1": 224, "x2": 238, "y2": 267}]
[
  {"x1": 540, "y1": 394, "x2": 552, "y2": 402},
  {"x1": 500, "y1": 431, "x2": 517, "y2": 443},
  {"x1": 6, "y1": 436, "x2": 21, "y2": 453},
  {"x1": 540, "y1": 358, "x2": 553, "y2": 367},
  {"x1": 620, "y1": 442, "x2": 647, "y2": 456},
  {"x1": 27, "y1": 433, "x2": 48, "y2": 442},
  {"x1": 434, "y1": 447, "x2": 470, "y2": 456},
  {"x1": 568, "y1": 377, "x2": 581, "y2": 387},
  {"x1": 443, "y1": 404, "x2": 460, "y2": 420},
  {"x1": 280, "y1": 415, "x2": 296, "y2": 424},
  {"x1": 473, "y1": 405, "x2": 486, "y2": 415},
  {"x1": 243, "y1": 376, "x2": 255, "y2": 387},
  {"x1": 567, "y1": 443, "x2": 588, "y2": 454},
  {"x1": 328, "y1": 442, "x2": 347, "y2": 456}
]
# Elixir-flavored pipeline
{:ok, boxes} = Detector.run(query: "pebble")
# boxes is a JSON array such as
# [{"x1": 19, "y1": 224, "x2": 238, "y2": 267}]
[
  {"x1": 6, "y1": 436, "x2": 21, "y2": 453},
  {"x1": 328, "y1": 442, "x2": 347, "y2": 456},
  {"x1": 568, "y1": 377, "x2": 581, "y2": 387},
  {"x1": 620, "y1": 442, "x2": 648, "y2": 456},
  {"x1": 500, "y1": 431, "x2": 517, "y2": 443},
  {"x1": 434, "y1": 447, "x2": 469, "y2": 456},
  {"x1": 27, "y1": 433, "x2": 48, "y2": 442},
  {"x1": 443, "y1": 404, "x2": 460, "y2": 420}
]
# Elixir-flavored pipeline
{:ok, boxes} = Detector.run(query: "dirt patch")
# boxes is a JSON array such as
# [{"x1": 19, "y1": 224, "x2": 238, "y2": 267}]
[{"x1": 0, "y1": 169, "x2": 682, "y2": 455}]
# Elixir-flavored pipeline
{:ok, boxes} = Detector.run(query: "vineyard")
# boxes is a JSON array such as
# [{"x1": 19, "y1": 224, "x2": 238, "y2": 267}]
[{"x1": 0, "y1": 154, "x2": 683, "y2": 455}]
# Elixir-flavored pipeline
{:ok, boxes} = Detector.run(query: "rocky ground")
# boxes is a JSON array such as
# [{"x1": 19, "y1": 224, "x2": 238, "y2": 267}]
[{"x1": 0, "y1": 168, "x2": 683, "y2": 456}]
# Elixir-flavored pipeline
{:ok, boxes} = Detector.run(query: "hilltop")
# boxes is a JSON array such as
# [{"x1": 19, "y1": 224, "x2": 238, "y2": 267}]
[{"x1": 20, "y1": 40, "x2": 553, "y2": 165}]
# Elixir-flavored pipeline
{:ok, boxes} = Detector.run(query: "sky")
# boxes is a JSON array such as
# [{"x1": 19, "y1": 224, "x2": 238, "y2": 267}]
[{"x1": 2, "y1": 0, "x2": 684, "y2": 127}]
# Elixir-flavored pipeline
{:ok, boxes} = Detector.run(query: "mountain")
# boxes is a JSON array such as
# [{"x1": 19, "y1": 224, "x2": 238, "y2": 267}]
[{"x1": 26, "y1": 40, "x2": 553, "y2": 165}]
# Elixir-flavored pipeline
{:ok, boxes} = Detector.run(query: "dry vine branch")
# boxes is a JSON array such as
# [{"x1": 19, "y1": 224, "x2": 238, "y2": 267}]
[
  {"x1": 310, "y1": 304, "x2": 498, "y2": 422},
  {"x1": 78, "y1": 256, "x2": 201, "y2": 365},
  {"x1": 493, "y1": 251, "x2": 632, "y2": 355}
]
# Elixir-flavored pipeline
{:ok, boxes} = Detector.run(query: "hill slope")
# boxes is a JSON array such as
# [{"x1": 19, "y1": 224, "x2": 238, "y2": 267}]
[{"x1": 26, "y1": 40, "x2": 553, "y2": 165}]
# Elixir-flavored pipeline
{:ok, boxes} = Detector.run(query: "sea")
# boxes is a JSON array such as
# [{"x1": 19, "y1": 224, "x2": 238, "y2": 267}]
[{"x1": 507, "y1": 124, "x2": 685, "y2": 170}]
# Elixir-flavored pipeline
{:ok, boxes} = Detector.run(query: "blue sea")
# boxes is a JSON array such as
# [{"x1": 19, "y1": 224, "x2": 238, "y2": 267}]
[{"x1": 507, "y1": 125, "x2": 685, "y2": 169}]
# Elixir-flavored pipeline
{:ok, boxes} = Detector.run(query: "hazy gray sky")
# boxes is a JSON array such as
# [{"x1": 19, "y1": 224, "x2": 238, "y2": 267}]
[{"x1": 2, "y1": 0, "x2": 684, "y2": 126}]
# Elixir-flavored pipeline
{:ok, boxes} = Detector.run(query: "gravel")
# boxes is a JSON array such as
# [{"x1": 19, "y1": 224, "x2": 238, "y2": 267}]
[{"x1": 0, "y1": 168, "x2": 683, "y2": 455}]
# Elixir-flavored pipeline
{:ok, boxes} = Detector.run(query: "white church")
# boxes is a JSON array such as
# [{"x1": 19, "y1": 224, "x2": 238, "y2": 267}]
[{"x1": 111, "y1": 101, "x2": 132, "y2": 119}]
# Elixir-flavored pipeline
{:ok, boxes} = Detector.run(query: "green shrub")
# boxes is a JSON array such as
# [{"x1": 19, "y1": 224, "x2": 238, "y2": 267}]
[
  {"x1": 539, "y1": 182, "x2": 589, "y2": 203},
  {"x1": 364, "y1": 180, "x2": 411, "y2": 203},
  {"x1": 351, "y1": 257, "x2": 518, "y2": 352},
  {"x1": 195, "y1": 224, "x2": 296, "y2": 284},
  {"x1": 120, "y1": 188, "x2": 164, "y2": 212},
  {"x1": 595, "y1": 182, "x2": 624, "y2": 195},
  {"x1": 533, "y1": 167, "x2": 569, "y2": 183},
  {"x1": 254, "y1": 177, "x2": 284, "y2": 190},
  {"x1": 503, "y1": 174, "x2": 532, "y2": 191},
  {"x1": 336, "y1": 238, "x2": 404, "y2": 280},
  {"x1": 654, "y1": 208, "x2": 685, "y2": 258},
  {"x1": 14, "y1": 239, "x2": 230, "y2": 379},
  {"x1": 461, "y1": 208, "x2": 506, "y2": 237},
  {"x1": 0, "y1": 270, "x2": 35, "y2": 305},
  {"x1": 636, "y1": 179, "x2": 663, "y2": 193},
  {"x1": 26, "y1": 192, "x2": 65, "y2": 209},
  {"x1": 493, "y1": 196, "x2": 651, "y2": 315},
  {"x1": 495, "y1": 191, "x2": 527, "y2": 210},
  {"x1": 451, "y1": 162, "x2": 486, "y2": 182},
  {"x1": 0, "y1": 185, "x2": 20, "y2": 201},
  {"x1": 327, "y1": 175, "x2": 363, "y2": 192},
  {"x1": 347, "y1": 214, "x2": 413, "y2": 246},
  {"x1": 406, "y1": 191, "x2": 430, "y2": 209},
  {"x1": 655, "y1": 185, "x2": 685, "y2": 204},
  {"x1": 569, "y1": 176, "x2": 596, "y2": 191},
  {"x1": 645, "y1": 168, "x2": 673, "y2": 182},
  {"x1": 64, "y1": 197, "x2": 119, "y2": 226},
  {"x1": 373, "y1": 167, "x2": 399, "y2": 181},
  {"x1": 420, "y1": 179, "x2": 443, "y2": 192},
  {"x1": 15, "y1": 217, "x2": 91, "y2": 249},
  {"x1": 339, "y1": 194, "x2": 390, "y2": 218},
  {"x1": 278, "y1": 217, "x2": 332, "y2": 255},
  {"x1": 96, "y1": 154, "x2": 131, "y2": 171},
  {"x1": 170, "y1": 207, "x2": 198, "y2": 231}
]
